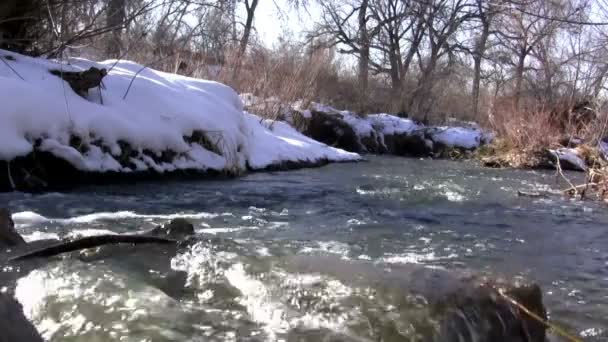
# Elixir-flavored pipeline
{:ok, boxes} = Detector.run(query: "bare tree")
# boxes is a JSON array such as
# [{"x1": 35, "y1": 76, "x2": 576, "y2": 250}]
[
  {"x1": 314, "y1": 0, "x2": 375, "y2": 109},
  {"x1": 107, "y1": 0, "x2": 126, "y2": 58},
  {"x1": 239, "y1": 0, "x2": 259, "y2": 55},
  {"x1": 409, "y1": 0, "x2": 473, "y2": 118},
  {"x1": 470, "y1": 0, "x2": 501, "y2": 118}
]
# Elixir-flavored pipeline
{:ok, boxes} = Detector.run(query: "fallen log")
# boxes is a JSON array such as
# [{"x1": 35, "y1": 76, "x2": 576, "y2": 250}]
[{"x1": 8, "y1": 234, "x2": 175, "y2": 261}]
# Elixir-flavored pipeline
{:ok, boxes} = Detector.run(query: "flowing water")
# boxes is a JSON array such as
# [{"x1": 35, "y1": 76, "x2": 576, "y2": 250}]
[{"x1": 1, "y1": 156, "x2": 606, "y2": 341}]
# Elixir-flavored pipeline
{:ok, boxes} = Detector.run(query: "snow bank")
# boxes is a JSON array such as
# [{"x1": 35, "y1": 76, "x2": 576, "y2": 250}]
[
  {"x1": 244, "y1": 113, "x2": 358, "y2": 169},
  {"x1": 0, "y1": 50, "x2": 359, "y2": 176}
]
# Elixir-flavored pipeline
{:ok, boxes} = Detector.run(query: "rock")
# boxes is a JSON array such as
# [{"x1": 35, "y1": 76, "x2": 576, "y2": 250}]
[
  {"x1": 0, "y1": 208, "x2": 25, "y2": 248},
  {"x1": 383, "y1": 131, "x2": 434, "y2": 157},
  {"x1": 150, "y1": 218, "x2": 195, "y2": 239},
  {"x1": 304, "y1": 110, "x2": 361, "y2": 153},
  {"x1": 517, "y1": 190, "x2": 549, "y2": 198},
  {"x1": 439, "y1": 284, "x2": 546, "y2": 342},
  {"x1": 0, "y1": 293, "x2": 44, "y2": 342},
  {"x1": 285, "y1": 254, "x2": 548, "y2": 342},
  {"x1": 49, "y1": 67, "x2": 107, "y2": 97},
  {"x1": 360, "y1": 130, "x2": 387, "y2": 154},
  {"x1": 546, "y1": 148, "x2": 587, "y2": 171}
]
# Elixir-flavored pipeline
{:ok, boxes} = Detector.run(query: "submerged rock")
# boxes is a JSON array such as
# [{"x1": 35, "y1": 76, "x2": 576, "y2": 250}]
[
  {"x1": 285, "y1": 254, "x2": 548, "y2": 342},
  {"x1": 438, "y1": 283, "x2": 546, "y2": 342},
  {"x1": 150, "y1": 218, "x2": 195, "y2": 239}
]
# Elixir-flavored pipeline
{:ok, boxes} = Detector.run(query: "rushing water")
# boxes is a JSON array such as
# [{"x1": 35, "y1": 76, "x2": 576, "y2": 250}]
[{"x1": 1, "y1": 156, "x2": 607, "y2": 341}]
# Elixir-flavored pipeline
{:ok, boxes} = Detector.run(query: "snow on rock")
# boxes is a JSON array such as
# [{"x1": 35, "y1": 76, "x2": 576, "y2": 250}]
[
  {"x1": 309, "y1": 103, "x2": 376, "y2": 138},
  {"x1": 548, "y1": 148, "x2": 587, "y2": 171},
  {"x1": 368, "y1": 114, "x2": 419, "y2": 135},
  {"x1": 301, "y1": 102, "x2": 493, "y2": 153},
  {"x1": 0, "y1": 50, "x2": 359, "y2": 178},
  {"x1": 430, "y1": 127, "x2": 487, "y2": 149}
]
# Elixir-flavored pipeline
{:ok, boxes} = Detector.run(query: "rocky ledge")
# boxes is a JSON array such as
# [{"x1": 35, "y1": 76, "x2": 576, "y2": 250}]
[{"x1": 281, "y1": 106, "x2": 494, "y2": 158}]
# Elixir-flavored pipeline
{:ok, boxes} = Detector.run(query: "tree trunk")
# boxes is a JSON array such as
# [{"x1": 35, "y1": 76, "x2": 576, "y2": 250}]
[
  {"x1": 471, "y1": 25, "x2": 490, "y2": 119},
  {"x1": 357, "y1": 0, "x2": 370, "y2": 110},
  {"x1": 389, "y1": 50, "x2": 401, "y2": 90},
  {"x1": 514, "y1": 50, "x2": 526, "y2": 108},
  {"x1": 239, "y1": 0, "x2": 259, "y2": 56},
  {"x1": 0, "y1": 0, "x2": 39, "y2": 52},
  {"x1": 410, "y1": 50, "x2": 439, "y2": 119},
  {"x1": 106, "y1": 0, "x2": 126, "y2": 58}
]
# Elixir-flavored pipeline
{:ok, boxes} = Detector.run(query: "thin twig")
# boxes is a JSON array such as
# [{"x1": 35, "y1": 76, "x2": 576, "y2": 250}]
[
  {"x1": 58, "y1": 52, "x2": 74, "y2": 130},
  {"x1": 555, "y1": 155, "x2": 579, "y2": 198},
  {"x1": 122, "y1": 64, "x2": 148, "y2": 100},
  {"x1": 6, "y1": 162, "x2": 15, "y2": 190},
  {"x1": 0, "y1": 57, "x2": 25, "y2": 80}
]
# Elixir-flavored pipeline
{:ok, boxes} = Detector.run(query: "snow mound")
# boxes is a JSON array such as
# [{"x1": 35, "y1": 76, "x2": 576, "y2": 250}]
[
  {"x1": 244, "y1": 113, "x2": 358, "y2": 169},
  {"x1": 368, "y1": 114, "x2": 419, "y2": 135},
  {"x1": 0, "y1": 50, "x2": 359, "y2": 174},
  {"x1": 431, "y1": 127, "x2": 486, "y2": 149}
]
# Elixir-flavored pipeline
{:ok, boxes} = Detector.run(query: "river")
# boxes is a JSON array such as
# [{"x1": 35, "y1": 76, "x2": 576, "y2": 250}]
[{"x1": 1, "y1": 156, "x2": 606, "y2": 341}]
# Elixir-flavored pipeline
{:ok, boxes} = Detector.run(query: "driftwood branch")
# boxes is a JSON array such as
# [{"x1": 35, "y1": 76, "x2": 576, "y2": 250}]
[{"x1": 9, "y1": 234, "x2": 175, "y2": 261}]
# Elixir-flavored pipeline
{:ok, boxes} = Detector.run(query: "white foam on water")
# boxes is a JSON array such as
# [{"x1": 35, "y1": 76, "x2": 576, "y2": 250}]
[
  {"x1": 198, "y1": 226, "x2": 258, "y2": 235},
  {"x1": 66, "y1": 228, "x2": 118, "y2": 238},
  {"x1": 12, "y1": 211, "x2": 49, "y2": 227},
  {"x1": 15, "y1": 264, "x2": 185, "y2": 341},
  {"x1": 225, "y1": 263, "x2": 289, "y2": 338},
  {"x1": 580, "y1": 327, "x2": 603, "y2": 337},
  {"x1": 300, "y1": 241, "x2": 351, "y2": 259},
  {"x1": 378, "y1": 251, "x2": 458, "y2": 265},
  {"x1": 21, "y1": 231, "x2": 60, "y2": 242},
  {"x1": 225, "y1": 266, "x2": 353, "y2": 340},
  {"x1": 12, "y1": 210, "x2": 220, "y2": 226}
]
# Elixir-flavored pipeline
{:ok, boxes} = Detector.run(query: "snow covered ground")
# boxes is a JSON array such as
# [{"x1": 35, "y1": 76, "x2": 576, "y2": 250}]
[{"x1": 0, "y1": 50, "x2": 359, "y2": 177}]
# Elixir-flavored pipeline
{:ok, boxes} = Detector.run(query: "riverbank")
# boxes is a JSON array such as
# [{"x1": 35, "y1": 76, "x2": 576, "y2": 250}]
[
  {"x1": 0, "y1": 50, "x2": 499, "y2": 192},
  {"x1": 0, "y1": 50, "x2": 361, "y2": 192}
]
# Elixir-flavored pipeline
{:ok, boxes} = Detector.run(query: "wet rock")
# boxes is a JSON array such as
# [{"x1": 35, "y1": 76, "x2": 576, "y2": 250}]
[
  {"x1": 439, "y1": 284, "x2": 546, "y2": 342},
  {"x1": 304, "y1": 110, "x2": 361, "y2": 153},
  {"x1": 285, "y1": 254, "x2": 548, "y2": 342},
  {"x1": 0, "y1": 208, "x2": 25, "y2": 248},
  {"x1": 150, "y1": 218, "x2": 195, "y2": 239},
  {"x1": 0, "y1": 293, "x2": 44, "y2": 342},
  {"x1": 383, "y1": 131, "x2": 434, "y2": 157},
  {"x1": 359, "y1": 129, "x2": 386, "y2": 154}
]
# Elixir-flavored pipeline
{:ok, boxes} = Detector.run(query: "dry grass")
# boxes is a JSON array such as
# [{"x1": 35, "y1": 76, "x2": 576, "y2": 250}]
[
  {"x1": 489, "y1": 103, "x2": 562, "y2": 152},
  {"x1": 177, "y1": 45, "x2": 344, "y2": 120}
]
